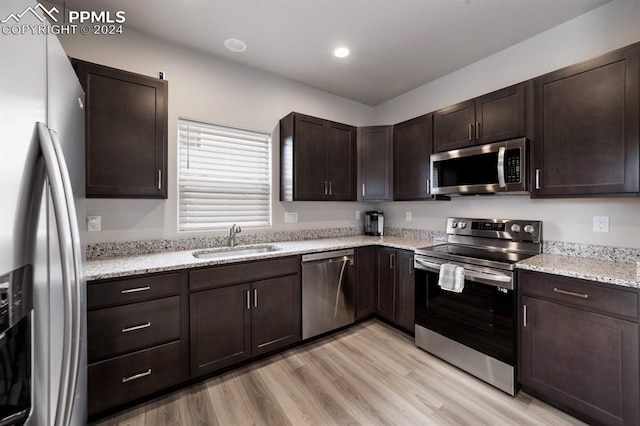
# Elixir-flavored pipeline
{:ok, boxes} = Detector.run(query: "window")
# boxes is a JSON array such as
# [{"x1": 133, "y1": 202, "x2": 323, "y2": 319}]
[{"x1": 178, "y1": 118, "x2": 271, "y2": 231}]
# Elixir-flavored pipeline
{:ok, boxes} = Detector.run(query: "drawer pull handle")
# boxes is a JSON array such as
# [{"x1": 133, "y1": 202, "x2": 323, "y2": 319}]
[
  {"x1": 553, "y1": 288, "x2": 589, "y2": 299},
  {"x1": 121, "y1": 286, "x2": 151, "y2": 294},
  {"x1": 122, "y1": 322, "x2": 151, "y2": 333},
  {"x1": 122, "y1": 368, "x2": 152, "y2": 383}
]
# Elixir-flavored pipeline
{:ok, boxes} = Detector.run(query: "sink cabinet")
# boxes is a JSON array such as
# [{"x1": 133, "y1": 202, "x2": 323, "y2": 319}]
[
  {"x1": 519, "y1": 270, "x2": 639, "y2": 425},
  {"x1": 189, "y1": 256, "x2": 301, "y2": 377}
]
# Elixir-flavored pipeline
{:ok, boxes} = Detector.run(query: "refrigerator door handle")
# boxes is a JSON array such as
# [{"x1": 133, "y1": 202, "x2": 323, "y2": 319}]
[{"x1": 37, "y1": 123, "x2": 81, "y2": 426}]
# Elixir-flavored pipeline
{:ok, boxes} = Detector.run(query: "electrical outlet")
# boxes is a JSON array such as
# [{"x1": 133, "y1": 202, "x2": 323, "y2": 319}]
[
  {"x1": 406, "y1": 211, "x2": 412, "y2": 222},
  {"x1": 87, "y1": 216, "x2": 101, "y2": 232},
  {"x1": 284, "y1": 212, "x2": 298, "y2": 223},
  {"x1": 593, "y1": 216, "x2": 609, "y2": 233},
  {"x1": 356, "y1": 210, "x2": 361, "y2": 220}
]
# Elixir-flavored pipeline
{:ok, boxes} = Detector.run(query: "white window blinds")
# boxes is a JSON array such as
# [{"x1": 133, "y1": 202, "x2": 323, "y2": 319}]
[{"x1": 178, "y1": 119, "x2": 271, "y2": 231}]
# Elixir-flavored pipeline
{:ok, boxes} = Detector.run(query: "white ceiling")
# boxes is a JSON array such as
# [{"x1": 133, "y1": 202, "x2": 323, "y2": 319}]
[{"x1": 55, "y1": 0, "x2": 609, "y2": 105}]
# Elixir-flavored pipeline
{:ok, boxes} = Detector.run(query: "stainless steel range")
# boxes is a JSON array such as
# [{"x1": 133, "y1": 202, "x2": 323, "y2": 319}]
[{"x1": 414, "y1": 217, "x2": 542, "y2": 395}]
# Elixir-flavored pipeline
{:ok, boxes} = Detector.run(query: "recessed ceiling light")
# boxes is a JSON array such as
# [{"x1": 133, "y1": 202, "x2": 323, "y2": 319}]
[
  {"x1": 333, "y1": 47, "x2": 350, "y2": 58},
  {"x1": 224, "y1": 38, "x2": 247, "y2": 53}
]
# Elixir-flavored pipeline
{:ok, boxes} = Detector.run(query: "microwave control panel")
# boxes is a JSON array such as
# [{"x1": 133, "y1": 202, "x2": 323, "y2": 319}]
[{"x1": 506, "y1": 149, "x2": 521, "y2": 183}]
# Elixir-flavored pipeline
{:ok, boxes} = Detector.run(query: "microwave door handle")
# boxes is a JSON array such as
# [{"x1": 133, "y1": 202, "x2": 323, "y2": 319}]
[{"x1": 497, "y1": 146, "x2": 506, "y2": 188}]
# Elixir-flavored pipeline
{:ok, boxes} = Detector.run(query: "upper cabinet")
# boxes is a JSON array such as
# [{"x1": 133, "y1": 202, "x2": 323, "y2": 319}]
[
  {"x1": 531, "y1": 44, "x2": 640, "y2": 197},
  {"x1": 280, "y1": 112, "x2": 357, "y2": 201},
  {"x1": 393, "y1": 113, "x2": 437, "y2": 200},
  {"x1": 358, "y1": 126, "x2": 392, "y2": 201},
  {"x1": 73, "y1": 59, "x2": 168, "y2": 198},
  {"x1": 434, "y1": 83, "x2": 526, "y2": 152}
]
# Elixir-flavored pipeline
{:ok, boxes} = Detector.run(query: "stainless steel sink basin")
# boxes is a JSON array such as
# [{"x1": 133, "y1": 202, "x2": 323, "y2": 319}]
[{"x1": 192, "y1": 245, "x2": 281, "y2": 260}]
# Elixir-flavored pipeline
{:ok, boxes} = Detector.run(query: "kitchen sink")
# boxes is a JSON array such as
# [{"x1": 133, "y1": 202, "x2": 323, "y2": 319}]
[{"x1": 192, "y1": 244, "x2": 281, "y2": 259}]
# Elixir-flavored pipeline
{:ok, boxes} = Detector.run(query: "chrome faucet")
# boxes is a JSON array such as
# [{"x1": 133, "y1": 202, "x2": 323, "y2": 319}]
[{"x1": 228, "y1": 224, "x2": 242, "y2": 247}]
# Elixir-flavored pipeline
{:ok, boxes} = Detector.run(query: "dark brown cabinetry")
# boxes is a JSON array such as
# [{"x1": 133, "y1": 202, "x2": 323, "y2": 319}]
[
  {"x1": 358, "y1": 126, "x2": 392, "y2": 201},
  {"x1": 87, "y1": 271, "x2": 188, "y2": 415},
  {"x1": 393, "y1": 114, "x2": 436, "y2": 200},
  {"x1": 434, "y1": 83, "x2": 526, "y2": 152},
  {"x1": 73, "y1": 59, "x2": 168, "y2": 198},
  {"x1": 532, "y1": 45, "x2": 640, "y2": 197},
  {"x1": 519, "y1": 271, "x2": 639, "y2": 426},
  {"x1": 189, "y1": 257, "x2": 301, "y2": 377},
  {"x1": 356, "y1": 246, "x2": 377, "y2": 320},
  {"x1": 376, "y1": 247, "x2": 415, "y2": 333},
  {"x1": 280, "y1": 112, "x2": 357, "y2": 201}
]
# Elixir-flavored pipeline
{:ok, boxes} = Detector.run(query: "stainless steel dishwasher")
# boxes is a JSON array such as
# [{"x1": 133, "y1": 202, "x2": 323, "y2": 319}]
[{"x1": 301, "y1": 249, "x2": 355, "y2": 340}]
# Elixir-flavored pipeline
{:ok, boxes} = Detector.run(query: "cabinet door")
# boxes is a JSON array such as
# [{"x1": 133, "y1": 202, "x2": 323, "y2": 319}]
[
  {"x1": 326, "y1": 121, "x2": 357, "y2": 200},
  {"x1": 395, "y1": 250, "x2": 415, "y2": 332},
  {"x1": 358, "y1": 126, "x2": 392, "y2": 201},
  {"x1": 251, "y1": 275, "x2": 301, "y2": 357},
  {"x1": 355, "y1": 246, "x2": 377, "y2": 320},
  {"x1": 532, "y1": 45, "x2": 640, "y2": 196},
  {"x1": 521, "y1": 296, "x2": 639, "y2": 425},
  {"x1": 434, "y1": 100, "x2": 475, "y2": 152},
  {"x1": 475, "y1": 83, "x2": 525, "y2": 145},
  {"x1": 190, "y1": 284, "x2": 251, "y2": 377},
  {"x1": 293, "y1": 114, "x2": 327, "y2": 200},
  {"x1": 393, "y1": 114, "x2": 434, "y2": 200},
  {"x1": 74, "y1": 60, "x2": 167, "y2": 198},
  {"x1": 376, "y1": 248, "x2": 396, "y2": 321}
]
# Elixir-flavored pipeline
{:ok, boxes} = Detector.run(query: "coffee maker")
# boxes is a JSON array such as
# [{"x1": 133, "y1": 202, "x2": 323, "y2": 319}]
[{"x1": 364, "y1": 211, "x2": 384, "y2": 236}]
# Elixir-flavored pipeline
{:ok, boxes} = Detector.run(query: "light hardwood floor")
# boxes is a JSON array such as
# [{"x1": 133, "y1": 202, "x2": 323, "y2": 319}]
[{"x1": 93, "y1": 320, "x2": 585, "y2": 426}]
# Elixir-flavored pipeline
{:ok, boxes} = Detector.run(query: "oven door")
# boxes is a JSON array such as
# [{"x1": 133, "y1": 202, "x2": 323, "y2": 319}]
[{"x1": 414, "y1": 257, "x2": 516, "y2": 366}]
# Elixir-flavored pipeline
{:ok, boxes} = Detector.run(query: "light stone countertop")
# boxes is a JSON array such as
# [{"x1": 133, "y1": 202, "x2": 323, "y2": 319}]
[
  {"x1": 85, "y1": 235, "x2": 442, "y2": 281},
  {"x1": 516, "y1": 253, "x2": 639, "y2": 288}
]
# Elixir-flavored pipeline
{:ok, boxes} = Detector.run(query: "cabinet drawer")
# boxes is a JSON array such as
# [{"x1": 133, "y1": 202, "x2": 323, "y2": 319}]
[
  {"x1": 520, "y1": 271, "x2": 638, "y2": 320},
  {"x1": 88, "y1": 296, "x2": 180, "y2": 362},
  {"x1": 88, "y1": 272, "x2": 181, "y2": 309},
  {"x1": 88, "y1": 341, "x2": 183, "y2": 415},
  {"x1": 189, "y1": 256, "x2": 299, "y2": 292}
]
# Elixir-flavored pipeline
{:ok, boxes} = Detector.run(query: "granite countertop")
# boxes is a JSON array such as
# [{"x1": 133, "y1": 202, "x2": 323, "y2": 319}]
[
  {"x1": 85, "y1": 235, "x2": 443, "y2": 281},
  {"x1": 516, "y1": 253, "x2": 639, "y2": 288}
]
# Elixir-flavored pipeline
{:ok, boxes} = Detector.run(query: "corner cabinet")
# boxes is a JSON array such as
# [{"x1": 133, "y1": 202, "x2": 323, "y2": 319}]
[
  {"x1": 519, "y1": 270, "x2": 639, "y2": 426},
  {"x1": 393, "y1": 114, "x2": 437, "y2": 201},
  {"x1": 73, "y1": 59, "x2": 168, "y2": 198},
  {"x1": 280, "y1": 112, "x2": 357, "y2": 201},
  {"x1": 531, "y1": 44, "x2": 640, "y2": 197},
  {"x1": 358, "y1": 126, "x2": 392, "y2": 201},
  {"x1": 434, "y1": 83, "x2": 527, "y2": 152}
]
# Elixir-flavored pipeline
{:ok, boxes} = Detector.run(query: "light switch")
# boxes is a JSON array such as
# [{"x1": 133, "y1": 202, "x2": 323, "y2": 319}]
[
  {"x1": 284, "y1": 212, "x2": 298, "y2": 223},
  {"x1": 406, "y1": 211, "x2": 412, "y2": 222}
]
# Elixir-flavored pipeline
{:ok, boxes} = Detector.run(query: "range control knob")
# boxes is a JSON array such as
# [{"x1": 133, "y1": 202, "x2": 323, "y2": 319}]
[
  {"x1": 459, "y1": 221, "x2": 467, "y2": 229},
  {"x1": 524, "y1": 224, "x2": 536, "y2": 234},
  {"x1": 450, "y1": 221, "x2": 458, "y2": 228},
  {"x1": 510, "y1": 224, "x2": 521, "y2": 233}
]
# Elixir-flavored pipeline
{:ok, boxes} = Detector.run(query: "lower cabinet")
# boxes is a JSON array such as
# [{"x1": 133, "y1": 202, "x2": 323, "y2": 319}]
[
  {"x1": 189, "y1": 257, "x2": 301, "y2": 377},
  {"x1": 519, "y1": 271, "x2": 639, "y2": 426},
  {"x1": 376, "y1": 247, "x2": 415, "y2": 333},
  {"x1": 355, "y1": 246, "x2": 377, "y2": 319}
]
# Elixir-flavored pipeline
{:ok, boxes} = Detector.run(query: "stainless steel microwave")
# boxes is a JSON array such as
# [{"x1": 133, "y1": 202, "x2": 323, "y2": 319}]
[{"x1": 430, "y1": 138, "x2": 528, "y2": 195}]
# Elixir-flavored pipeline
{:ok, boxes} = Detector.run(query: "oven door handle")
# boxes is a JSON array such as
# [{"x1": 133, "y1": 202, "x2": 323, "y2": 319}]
[{"x1": 413, "y1": 258, "x2": 514, "y2": 290}]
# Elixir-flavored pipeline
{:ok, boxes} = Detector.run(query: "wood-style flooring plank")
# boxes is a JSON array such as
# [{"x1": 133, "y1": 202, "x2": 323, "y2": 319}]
[{"x1": 92, "y1": 319, "x2": 587, "y2": 426}]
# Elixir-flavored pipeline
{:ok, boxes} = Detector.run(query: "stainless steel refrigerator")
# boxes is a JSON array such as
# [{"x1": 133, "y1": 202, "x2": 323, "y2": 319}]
[{"x1": 0, "y1": 0, "x2": 87, "y2": 424}]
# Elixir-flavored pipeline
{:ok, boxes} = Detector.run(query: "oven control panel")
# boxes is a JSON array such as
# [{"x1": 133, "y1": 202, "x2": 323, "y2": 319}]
[{"x1": 447, "y1": 218, "x2": 541, "y2": 243}]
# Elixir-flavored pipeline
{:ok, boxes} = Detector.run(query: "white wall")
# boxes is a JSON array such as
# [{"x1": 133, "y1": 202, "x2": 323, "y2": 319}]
[
  {"x1": 374, "y1": 0, "x2": 640, "y2": 249},
  {"x1": 57, "y1": 29, "x2": 375, "y2": 244}
]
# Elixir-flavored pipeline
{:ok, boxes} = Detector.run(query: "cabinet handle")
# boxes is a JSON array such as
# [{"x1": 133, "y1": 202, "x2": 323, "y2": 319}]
[
  {"x1": 523, "y1": 304, "x2": 527, "y2": 328},
  {"x1": 476, "y1": 122, "x2": 480, "y2": 139},
  {"x1": 324, "y1": 181, "x2": 328, "y2": 195},
  {"x1": 535, "y1": 169, "x2": 541, "y2": 190},
  {"x1": 409, "y1": 257, "x2": 414, "y2": 274},
  {"x1": 122, "y1": 368, "x2": 152, "y2": 383},
  {"x1": 120, "y1": 286, "x2": 150, "y2": 294},
  {"x1": 553, "y1": 287, "x2": 589, "y2": 299},
  {"x1": 254, "y1": 288, "x2": 258, "y2": 308},
  {"x1": 426, "y1": 179, "x2": 430, "y2": 194},
  {"x1": 158, "y1": 170, "x2": 162, "y2": 190},
  {"x1": 468, "y1": 124, "x2": 473, "y2": 141},
  {"x1": 362, "y1": 183, "x2": 365, "y2": 197},
  {"x1": 390, "y1": 253, "x2": 395, "y2": 269},
  {"x1": 121, "y1": 322, "x2": 151, "y2": 333},
  {"x1": 329, "y1": 181, "x2": 332, "y2": 195},
  {"x1": 246, "y1": 290, "x2": 250, "y2": 310}
]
